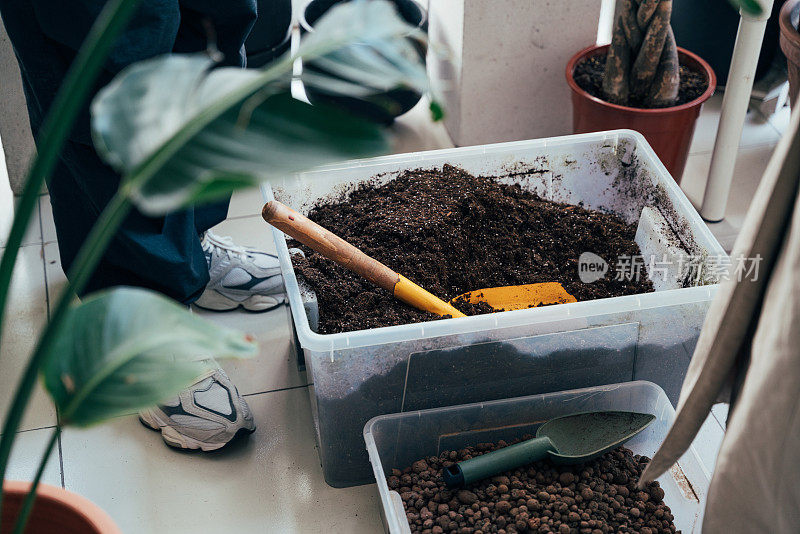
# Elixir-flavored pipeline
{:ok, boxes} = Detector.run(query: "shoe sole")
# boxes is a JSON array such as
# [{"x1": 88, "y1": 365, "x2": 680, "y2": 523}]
[
  {"x1": 138, "y1": 409, "x2": 256, "y2": 452},
  {"x1": 194, "y1": 291, "x2": 286, "y2": 313}
]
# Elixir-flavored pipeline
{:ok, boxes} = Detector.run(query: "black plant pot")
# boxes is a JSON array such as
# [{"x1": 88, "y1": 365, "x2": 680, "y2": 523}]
[
  {"x1": 299, "y1": 0, "x2": 428, "y2": 124},
  {"x1": 246, "y1": 0, "x2": 293, "y2": 68}
]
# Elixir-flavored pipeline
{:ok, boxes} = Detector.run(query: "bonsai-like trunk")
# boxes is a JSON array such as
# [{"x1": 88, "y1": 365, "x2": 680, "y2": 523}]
[{"x1": 602, "y1": 0, "x2": 680, "y2": 107}]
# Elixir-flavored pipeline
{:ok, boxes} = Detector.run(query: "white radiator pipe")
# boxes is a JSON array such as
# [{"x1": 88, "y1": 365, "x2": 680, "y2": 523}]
[{"x1": 700, "y1": 0, "x2": 774, "y2": 222}]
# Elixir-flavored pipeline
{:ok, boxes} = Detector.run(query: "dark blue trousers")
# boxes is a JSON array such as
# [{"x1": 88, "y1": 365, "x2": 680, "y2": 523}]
[{"x1": 1, "y1": 0, "x2": 257, "y2": 304}]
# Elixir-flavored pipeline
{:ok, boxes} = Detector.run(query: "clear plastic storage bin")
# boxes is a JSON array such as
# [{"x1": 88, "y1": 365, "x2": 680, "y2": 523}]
[
  {"x1": 261, "y1": 131, "x2": 726, "y2": 487},
  {"x1": 364, "y1": 381, "x2": 709, "y2": 534}
]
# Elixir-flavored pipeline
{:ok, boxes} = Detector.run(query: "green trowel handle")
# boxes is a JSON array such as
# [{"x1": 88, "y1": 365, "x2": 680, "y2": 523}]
[{"x1": 442, "y1": 436, "x2": 556, "y2": 488}]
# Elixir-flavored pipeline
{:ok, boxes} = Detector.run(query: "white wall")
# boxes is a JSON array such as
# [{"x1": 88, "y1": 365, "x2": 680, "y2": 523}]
[{"x1": 428, "y1": 0, "x2": 605, "y2": 146}]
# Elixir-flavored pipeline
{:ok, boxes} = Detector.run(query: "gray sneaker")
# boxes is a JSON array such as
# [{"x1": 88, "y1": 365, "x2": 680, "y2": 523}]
[
  {"x1": 139, "y1": 368, "x2": 255, "y2": 451},
  {"x1": 195, "y1": 231, "x2": 286, "y2": 312}
]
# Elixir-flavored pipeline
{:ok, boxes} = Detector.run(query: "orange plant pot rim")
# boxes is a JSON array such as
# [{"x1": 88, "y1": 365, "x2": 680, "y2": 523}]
[{"x1": 565, "y1": 44, "x2": 717, "y2": 114}]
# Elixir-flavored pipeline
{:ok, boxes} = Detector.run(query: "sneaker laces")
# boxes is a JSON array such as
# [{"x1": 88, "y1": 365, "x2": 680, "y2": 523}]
[{"x1": 202, "y1": 232, "x2": 250, "y2": 262}]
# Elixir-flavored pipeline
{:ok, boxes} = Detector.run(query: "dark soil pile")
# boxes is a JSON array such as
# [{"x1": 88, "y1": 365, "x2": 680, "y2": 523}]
[
  {"x1": 389, "y1": 441, "x2": 676, "y2": 534},
  {"x1": 291, "y1": 165, "x2": 653, "y2": 334},
  {"x1": 573, "y1": 54, "x2": 707, "y2": 109}
]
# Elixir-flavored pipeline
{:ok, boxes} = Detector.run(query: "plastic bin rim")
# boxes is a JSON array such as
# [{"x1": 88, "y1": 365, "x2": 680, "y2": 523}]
[
  {"x1": 285, "y1": 286, "x2": 716, "y2": 352},
  {"x1": 362, "y1": 380, "x2": 668, "y2": 438},
  {"x1": 262, "y1": 130, "x2": 725, "y2": 353}
]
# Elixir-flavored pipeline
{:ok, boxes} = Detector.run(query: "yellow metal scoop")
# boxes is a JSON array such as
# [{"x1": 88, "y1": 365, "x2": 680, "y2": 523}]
[
  {"x1": 263, "y1": 200, "x2": 576, "y2": 318},
  {"x1": 451, "y1": 282, "x2": 577, "y2": 311}
]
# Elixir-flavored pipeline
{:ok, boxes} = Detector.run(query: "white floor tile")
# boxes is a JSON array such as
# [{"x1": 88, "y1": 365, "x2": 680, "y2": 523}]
[
  {"x1": 721, "y1": 145, "x2": 776, "y2": 224},
  {"x1": 680, "y1": 144, "x2": 776, "y2": 251},
  {"x1": 61, "y1": 387, "x2": 381, "y2": 534},
  {"x1": 0, "y1": 245, "x2": 58, "y2": 432},
  {"x1": 391, "y1": 96, "x2": 454, "y2": 154},
  {"x1": 689, "y1": 94, "x2": 780, "y2": 155},
  {"x1": 0, "y1": 191, "x2": 43, "y2": 249},
  {"x1": 711, "y1": 403, "x2": 729, "y2": 429},
  {"x1": 227, "y1": 187, "x2": 266, "y2": 220},
  {"x1": 767, "y1": 103, "x2": 791, "y2": 136},
  {"x1": 3, "y1": 427, "x2": 62, "y2": 486},
  {"x1": 43, "y1": 242, "x2": 67, "y2": 308},
  {"x1": 680, "y1": 152, "x2": 712, "y2": 209},
  {"x1": 690, "y1": 412, "x2": 726, "y2": 481},
  {"x1": 193, "y1": 305, "x2": 306, "y2": 395},
  {"x1": 209, "y1": 215, "x2": 277, "y2": 255},
  {"x1": 39, "y1": 195, "x2": 57, "y2": 244}
]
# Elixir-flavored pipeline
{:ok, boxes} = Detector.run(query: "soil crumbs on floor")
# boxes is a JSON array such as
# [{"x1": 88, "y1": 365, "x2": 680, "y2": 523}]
[
  {"x1": 389, "y1": 441, "x2": 677, "y2": 534},
  {"x1": 291, "y1": 165, "x2": 653, "y2": 334},
  {"x1": 573, "y1": 54, "x2": 707, "y2": 109}
]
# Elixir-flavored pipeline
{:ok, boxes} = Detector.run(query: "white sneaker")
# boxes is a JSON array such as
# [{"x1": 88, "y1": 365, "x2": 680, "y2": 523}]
[
  {"x1": 139, "y1": 368, "x2": 255, "y2": 451},
  {"x1": 195, "y1": 231, "x2": 286, "y2": 312}
]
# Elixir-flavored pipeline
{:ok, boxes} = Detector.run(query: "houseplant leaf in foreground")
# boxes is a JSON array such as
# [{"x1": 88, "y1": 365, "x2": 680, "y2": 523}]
[
  {"x1": 90, "y1": 0, "x2": 430, "y2": 215},
  {"x1": 728, "y1": 0, "x2": 764, "y2": 16},
  {"x1": 41, "y1": 287, "x2": 258, "y2": 427},
  {"x1": 297, "y1": 0, "x2": 429, "y2": 99}
]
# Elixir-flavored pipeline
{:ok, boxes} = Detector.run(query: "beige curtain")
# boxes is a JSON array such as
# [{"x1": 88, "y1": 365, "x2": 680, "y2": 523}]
[{"x1": 639, "y1": 104, "x2": 800, "y2": 532}]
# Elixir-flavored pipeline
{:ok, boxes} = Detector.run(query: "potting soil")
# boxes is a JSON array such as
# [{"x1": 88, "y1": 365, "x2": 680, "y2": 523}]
[
  {"x1": 291, "y1": 165, "x2": 653, "y2": 334},
  {"x1": 573, "y1": 54, "x2": 707, "y2": 109},
  {"x1": 389, "y1": 441, "x2": 677, "y2": 534}
]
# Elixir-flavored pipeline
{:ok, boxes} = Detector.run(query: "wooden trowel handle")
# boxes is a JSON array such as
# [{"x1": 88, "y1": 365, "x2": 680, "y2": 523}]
[{"x1": 262, "y1": 200, "x2": 400, "y2": 292}]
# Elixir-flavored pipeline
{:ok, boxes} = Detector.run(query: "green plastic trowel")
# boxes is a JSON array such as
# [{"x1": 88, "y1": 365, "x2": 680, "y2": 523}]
[{"x1": 442, "y1": 411, "x2": 656, "y2": 488}]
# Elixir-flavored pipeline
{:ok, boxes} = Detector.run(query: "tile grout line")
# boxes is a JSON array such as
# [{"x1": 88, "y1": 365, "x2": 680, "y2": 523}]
[
  {"x1": 3, "y1": 424, "x2": 58, "y2": 436},
  {"x1": 41, "y1": 229, "x2": 63, "y2": 476},
  {"x1": 710, "y1": 407, "x2": 727, "y2": 430},
  {"x1": 687, "y1": 140, "x2": 782, "y2": 159},
  {"x1": 57, "y1": 429, "x2": 65, "y2": 488},
  {"x1": 754, "y1": 106, "x2": 786, "y2": 139},
  {"x1": 224, "y1": 213, "x2": 266, "y2": 221},
  {"x1": 242, "y1": 383, "x2": 311, "y2": 397},
  {"x1": 36, "y1": 196, "x2": 44, "y2": 248},
  {"x1": 42, "y1": 235, "x2": 52, "y2": 321},
  {"x1": 1, "y1": 242, "x2": 46, "y2": 251}
]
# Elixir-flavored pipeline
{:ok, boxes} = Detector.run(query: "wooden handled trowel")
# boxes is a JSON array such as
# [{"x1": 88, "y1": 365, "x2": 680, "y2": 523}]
[{"x1": 262, "y1": 200, "x2": 576, "y2": 317}]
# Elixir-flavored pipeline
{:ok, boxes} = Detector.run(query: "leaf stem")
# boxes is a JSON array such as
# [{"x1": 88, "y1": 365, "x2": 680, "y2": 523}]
[
  {"x1": 0, "y1": 0, "x2": 139, "y2": 527},
  {"x1": 0, "y1": 190, "x2": 132, "y2": 527},
  {"x1": 0, "y1": 0, "x2": 140, "y2": 345},
  {"x1": 9, "y1": 427, "x2": 61, "y2": 534}
]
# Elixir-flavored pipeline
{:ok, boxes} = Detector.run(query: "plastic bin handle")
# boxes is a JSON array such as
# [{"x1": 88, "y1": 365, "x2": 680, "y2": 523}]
[{"x1": 443, "y1": 437, "x2": 556, "y2": 488}]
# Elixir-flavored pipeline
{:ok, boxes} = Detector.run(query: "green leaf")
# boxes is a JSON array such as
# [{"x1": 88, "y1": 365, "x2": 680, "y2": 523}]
[
  {"x1": 429, "y1": 100, "x2": 445, "y2": 122},
  {"x1": 40, "y1": 287, "x2": 257, "y2": 427},
  {"x1": 298, "y1": 1, "x2": 429, "y2": 99},
  {"x1": 90, "y1": 0, "x2": 429, "y2": 215},
  {"x1": 727, "y1": 0, "x2": 764, "y2": 15},
  {"x1": 114, "y1": 83, "x2": 387, "y2": 213}
]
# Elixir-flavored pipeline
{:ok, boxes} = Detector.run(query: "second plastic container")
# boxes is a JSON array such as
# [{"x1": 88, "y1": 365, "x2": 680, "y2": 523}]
[{"x1": 364, "y1": 381, "x2": 709, "y2": 533}]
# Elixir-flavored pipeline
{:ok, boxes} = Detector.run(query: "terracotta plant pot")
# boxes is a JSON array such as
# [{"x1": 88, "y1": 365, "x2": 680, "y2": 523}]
[
  {"x1": 2, "y1": 481, "x2": 120, "y2": 534},
  {"x1": 780, "y1": 0, "x2": 800, "y2": 106},
  {"x1": 566, "y1": 44, "x2": 716, "y2": 181}
]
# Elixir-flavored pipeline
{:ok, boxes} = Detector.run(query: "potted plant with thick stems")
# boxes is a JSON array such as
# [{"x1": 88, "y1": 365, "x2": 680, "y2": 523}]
[
  {"x1": 565, "y1": 0, "x2": 716, "y2": 180},
  {"x1": 0, "y1": 1, "x2": 435, "y2": 532}
]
